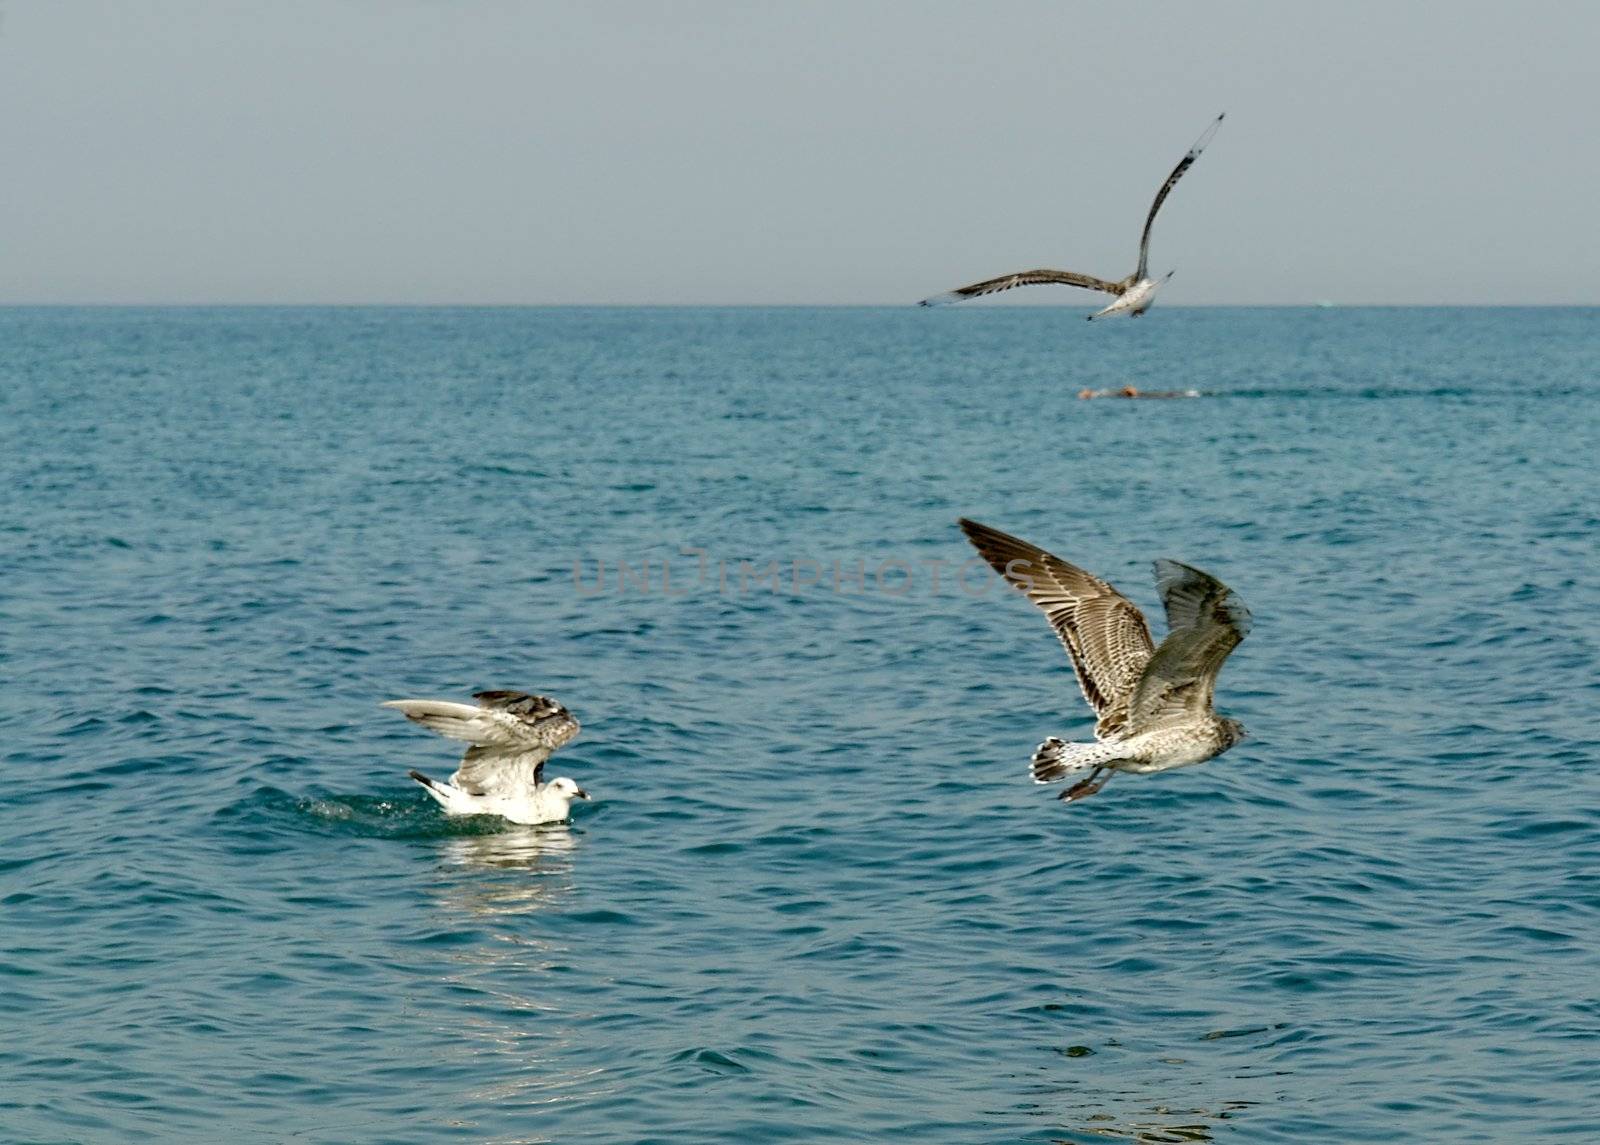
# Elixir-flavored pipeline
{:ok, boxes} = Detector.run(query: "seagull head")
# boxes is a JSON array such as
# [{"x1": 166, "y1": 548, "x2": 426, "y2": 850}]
[{"x1": 546, "y1": 776, "x2": 590, "y2": 802}]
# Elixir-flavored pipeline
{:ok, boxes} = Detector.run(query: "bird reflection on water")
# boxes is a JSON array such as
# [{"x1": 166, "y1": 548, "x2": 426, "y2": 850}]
[
  {"x1": 429, "y1": 824, "x2": 581, "y2": 920},
  {"x1": 443, "y1": 824, "x2": 579, "y2": 870},
  {"x1": 422, "y1": 825, "x2": 618, "y2": 1118}
]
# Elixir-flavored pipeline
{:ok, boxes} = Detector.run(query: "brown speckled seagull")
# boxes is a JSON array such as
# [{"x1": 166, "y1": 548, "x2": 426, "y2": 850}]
[
  {"x1": 959, "y1": 519, "x2": 1251, "y2": 803},
  {"x1": 920, "y1": 114, "x2": 1223, "y2": 319},
  {"x1": 385, "y1": 691, "x2": 588, "y2": 825}
]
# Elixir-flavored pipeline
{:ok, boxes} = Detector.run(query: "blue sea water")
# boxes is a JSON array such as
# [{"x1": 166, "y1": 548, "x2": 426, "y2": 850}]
[{"x1": 1, "y1": 306, "x2": 1597, "y2": 1143}]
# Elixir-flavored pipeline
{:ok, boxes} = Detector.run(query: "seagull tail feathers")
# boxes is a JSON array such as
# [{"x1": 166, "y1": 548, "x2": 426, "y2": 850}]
[
  {"x1": 408, "y1": 769, "x2": 452, "y2": 807},
  {"x1": 1030, "y1": 738, "x2": 1124, "y2": 784}
]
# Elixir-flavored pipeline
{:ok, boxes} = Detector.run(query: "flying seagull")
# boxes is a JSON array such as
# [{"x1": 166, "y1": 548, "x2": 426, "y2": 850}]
[
  {"x1": 385, "y1": 690, "x2": 589, "y2": 825},
  {"x1": 959, "y1": 518, "x2": 1251, "y2": 803},
  {"x1": 920, "y1": 114, "x2": 1224, "y2": 319}
]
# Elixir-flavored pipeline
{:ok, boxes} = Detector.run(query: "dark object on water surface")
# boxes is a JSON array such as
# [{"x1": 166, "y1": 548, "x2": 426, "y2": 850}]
[{"x1": 1078, "y1": 385, "x2": 1202, "y2": 400}]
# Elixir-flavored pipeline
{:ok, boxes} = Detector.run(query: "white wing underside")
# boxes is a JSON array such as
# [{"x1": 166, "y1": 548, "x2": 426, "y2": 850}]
[{"x1": 452, "y1": 748, "x2": 552, "y2": 798}]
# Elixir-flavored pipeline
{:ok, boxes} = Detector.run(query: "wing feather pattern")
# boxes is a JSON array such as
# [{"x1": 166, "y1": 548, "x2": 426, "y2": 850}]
[
  {"x1": 959, "y1": 519, "x2": 1154, "y2": 736},
  {"x1": 1128, "y1": 560, "x2": 1250, "y2": 728},
  {"x1": 1135, "y1": 113, "x2": 1224, "y2": 279},
  {"x1": 920, "y1": 269, "x2": 1127, "y2": 307},
  {"x1": 384, "y1": 691, "x2": 580, "y2": 795}
]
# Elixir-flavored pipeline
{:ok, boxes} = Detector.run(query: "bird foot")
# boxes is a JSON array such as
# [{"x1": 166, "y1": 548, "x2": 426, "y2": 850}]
[{"x1": 1058, "y1": 773, "x2": 1110, "y2": 803}]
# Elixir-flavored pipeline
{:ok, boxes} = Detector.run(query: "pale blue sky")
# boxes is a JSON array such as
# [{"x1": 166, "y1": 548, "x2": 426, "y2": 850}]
[{"x1": 3, "y1": 1, "x2": 1597, "y2": 304}]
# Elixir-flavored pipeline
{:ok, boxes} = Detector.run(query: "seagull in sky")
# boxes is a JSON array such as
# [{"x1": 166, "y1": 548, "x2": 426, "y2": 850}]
[{"x1": 921, "y1": 114, "x2": 1224, "y2": 319}]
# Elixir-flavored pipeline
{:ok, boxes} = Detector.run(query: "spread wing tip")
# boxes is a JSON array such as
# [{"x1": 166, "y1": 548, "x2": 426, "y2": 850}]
[
  {"x1": 1190, "y1": 113, "x2": 1225, "y2": 157},
  {"x1": 956, "y1": 517, "x2": 1015, "y2": 551},
  {"x1": 1152, "y1": 558, "x2": 1252, "y2": 638}
]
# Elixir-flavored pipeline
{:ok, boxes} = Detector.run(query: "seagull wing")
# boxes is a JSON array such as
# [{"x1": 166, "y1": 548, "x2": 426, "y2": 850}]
[
  {"x1": 1126, "y1": 560, "x2": 1251, "y2": 729},
  {"x1": 959, "y1": 519, "x2": 1155, "y2": 736},
  {"x1": 469, "y1": 691, "x2": 582, "y2": 750},
  {"x1": 920, "y1": 269, "x2": 1126, "y2": 307},
  {"x1": 1135, "y1": 113, "x2": 1224, "y2": 280},
  {"x1": 384, "y1": 691, "x2": 580, "y2": 794}
]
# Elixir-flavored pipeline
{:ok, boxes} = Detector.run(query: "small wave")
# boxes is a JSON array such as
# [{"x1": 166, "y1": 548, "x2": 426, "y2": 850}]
[
  {"x1": 1216, "y1": 385, "x2": 1586, "y2": 400},
  {"x1": 216, "y1": 784, "x2": 524, "y2": 840},
  {"x1": 461, "y1": 463, "x2": 551, "y2": 479}
]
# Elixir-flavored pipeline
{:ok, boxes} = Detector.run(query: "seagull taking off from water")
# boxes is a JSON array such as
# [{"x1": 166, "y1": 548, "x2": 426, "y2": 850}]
[
  {"x1": 920, "y1": 114, "x2": 1224, "y2": 319},
  {"x1": 959, "y1": 519, "x2": 1251, "y2": 803},
  {"x1": 385, "y1": 690, "x2": 588, "y2": 825}
]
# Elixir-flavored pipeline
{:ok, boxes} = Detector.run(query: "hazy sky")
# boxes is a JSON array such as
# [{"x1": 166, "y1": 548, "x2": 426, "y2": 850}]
[{"x1": 3, "y1": 1, "x2": 1598, "y2": 305}]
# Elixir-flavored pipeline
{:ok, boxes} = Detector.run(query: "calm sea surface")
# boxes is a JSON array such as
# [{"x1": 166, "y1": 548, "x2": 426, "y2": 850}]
[{"x1": 2, "y1": 307, "x2": 1597, "y2": 1143}]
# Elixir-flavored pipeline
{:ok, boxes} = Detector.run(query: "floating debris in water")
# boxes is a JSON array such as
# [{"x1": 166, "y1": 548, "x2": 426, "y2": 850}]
[{"x1": 1078, "y1": 385, "x2": 1202, "y2": 400}]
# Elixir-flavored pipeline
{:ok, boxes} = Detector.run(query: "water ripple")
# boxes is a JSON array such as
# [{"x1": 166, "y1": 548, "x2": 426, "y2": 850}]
[{"x1": 2, "y1": 307, "x2": 1598, "y2": 1143}]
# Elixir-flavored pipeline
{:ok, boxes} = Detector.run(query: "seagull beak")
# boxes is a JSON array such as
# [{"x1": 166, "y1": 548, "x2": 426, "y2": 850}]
[{"x1": 574, "y1": 788, "x2": 590, "y2": 800}]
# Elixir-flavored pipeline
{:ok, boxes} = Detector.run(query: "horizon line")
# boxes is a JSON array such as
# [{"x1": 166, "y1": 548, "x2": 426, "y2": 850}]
[{"x1": 3, "y1": 301, "x2": 1599, "y2": 310}]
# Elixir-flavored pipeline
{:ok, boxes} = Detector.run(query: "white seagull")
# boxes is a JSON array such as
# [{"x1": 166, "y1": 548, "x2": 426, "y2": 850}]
[
  {"x1": 920, "y1": 114, "x2": 1224, "y2": 319},
  {"x1": 960, "y1": 519, "x2": 1251, "y2": 803},
  {"x1": 385, "y1": 690, "x2": 588, "y2": 825}
]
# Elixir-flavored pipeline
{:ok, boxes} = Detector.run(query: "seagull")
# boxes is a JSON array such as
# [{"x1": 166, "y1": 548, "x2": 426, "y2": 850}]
[
  {"x1": 384, "y1": 690, "x2": 589, "y2": 825},
  {"x1": 959, "y1": 518, "x2": 1251, "y2": 803},
  {"x1": 920, "y1": 114, "x2": 1224, "y2": 319}
]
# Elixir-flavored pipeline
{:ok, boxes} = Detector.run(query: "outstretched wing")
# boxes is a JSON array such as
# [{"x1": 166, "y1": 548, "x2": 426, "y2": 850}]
[
  {"x1": 1135, "y1": 113, "x2": 1224, "y2": 280},
  {"x1": 470, "y1": 691, "x2": 581, "y2": 750},
  {"x1": 920, "y1": 268, "x2": 1126, "y2": 307},
  {"x1": 383, "y1": 691, "x2": 580, "y2": 794},
  {"x1": 1127, "y1": 559, "x2": 1251, "y2": 728},
  {"x1": 959, "y1": 519, "x2": 1155, "y2": 736}
]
